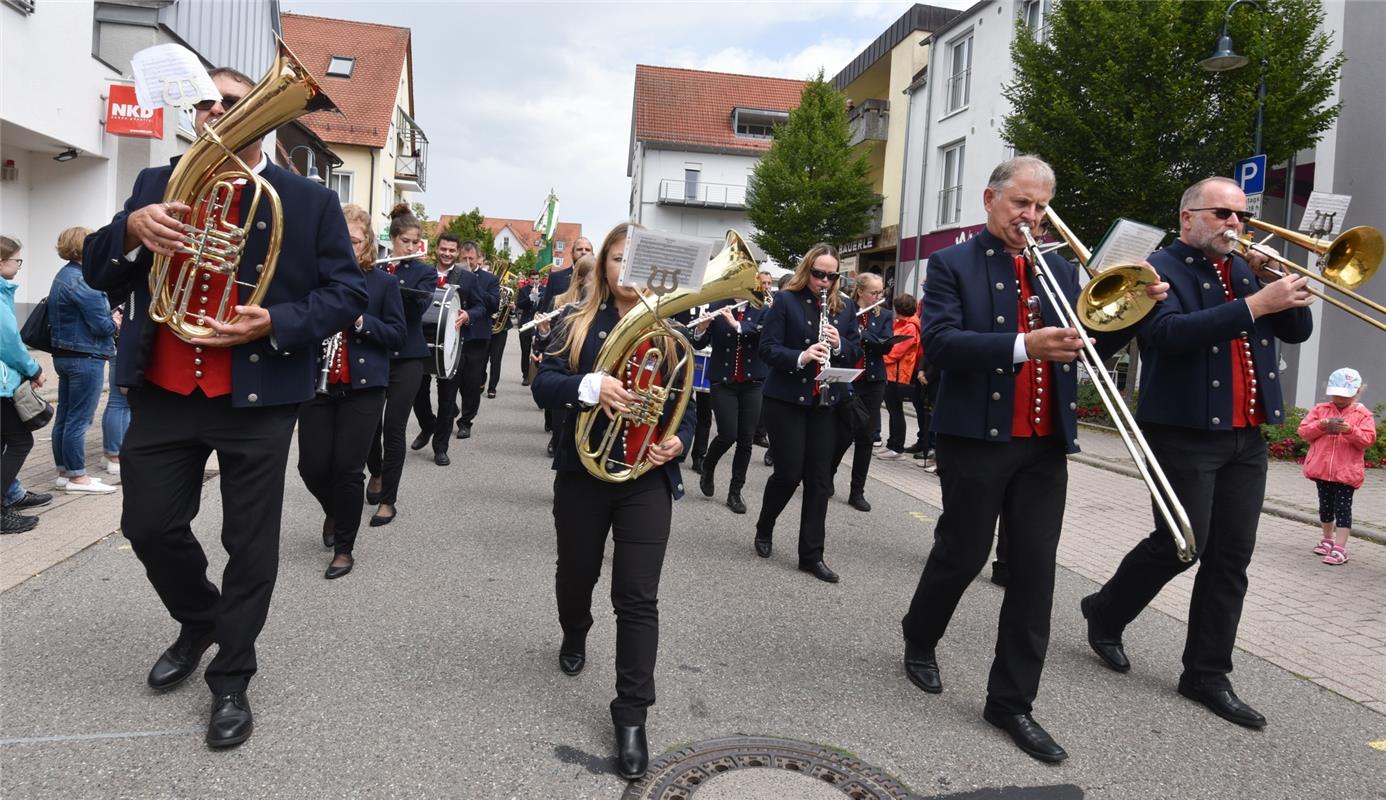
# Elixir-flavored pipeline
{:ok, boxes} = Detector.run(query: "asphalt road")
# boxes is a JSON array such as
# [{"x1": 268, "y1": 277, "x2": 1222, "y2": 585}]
[{"x1": 2, "y1": 365, "x2": 1383, "y2": 799}]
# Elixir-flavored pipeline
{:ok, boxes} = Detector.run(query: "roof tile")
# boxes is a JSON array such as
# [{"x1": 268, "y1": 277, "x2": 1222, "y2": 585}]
[{"x1": 633, "y1": 64, "x2": 806, "y2": 153}]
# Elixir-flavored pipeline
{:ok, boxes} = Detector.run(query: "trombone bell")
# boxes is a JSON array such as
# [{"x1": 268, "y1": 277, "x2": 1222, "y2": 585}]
[{"x1": 1078, "y1": 264, "x2": 1161, "y2": 332}]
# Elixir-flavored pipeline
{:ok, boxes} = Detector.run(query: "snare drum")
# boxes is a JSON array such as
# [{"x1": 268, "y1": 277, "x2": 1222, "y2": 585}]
[
  {"x1": 691, "y1": 348, "x2": 712, "y2": 393},
  {"x1": 422, "y1": 285, "x2": 462, "y2": 379}
]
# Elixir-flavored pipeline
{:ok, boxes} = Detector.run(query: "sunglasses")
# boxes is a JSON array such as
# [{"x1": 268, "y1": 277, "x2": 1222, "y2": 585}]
[
  {"x1": 1189, "y1": 207, "x2": 1246, "y2": 221},
  {"x1": 194, "y1": 94, "x2": 242, "y2": 113},
  {"x1": 809, "y1": 268, "x2": 840, "y2": 282}
]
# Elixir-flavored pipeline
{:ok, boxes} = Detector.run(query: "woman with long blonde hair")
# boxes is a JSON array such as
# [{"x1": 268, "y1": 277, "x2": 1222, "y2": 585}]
[
  {"x1": 530, "y1": 223, "x2": 693, "y2": 781},
  {"x1": 753, "y1": 243, "x2": 861, "y2": 583}
]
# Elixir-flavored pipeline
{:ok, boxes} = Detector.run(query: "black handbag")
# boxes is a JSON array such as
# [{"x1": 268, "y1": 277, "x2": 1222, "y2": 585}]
[
  {"x1": 838, "y1": 394, "x2": 870, "y2": 436},
  {"x1": 19, "y1": 297, "x2": 53, "y2": 353},
  {"x1": 11, "y1": 382, "x2": 53, "y2": 431}
]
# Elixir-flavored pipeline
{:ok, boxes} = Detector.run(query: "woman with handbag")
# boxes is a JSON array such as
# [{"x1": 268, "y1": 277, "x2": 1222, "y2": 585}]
[
  {"x1": 1, "y1": 235, "x2": 48, "y2": 534},
  {"x1": 753, "y1": 243, "x2": 862, "y2": 583},
  {"x1": 47, "y1": 226, "x2": 119, "y2": 494}
]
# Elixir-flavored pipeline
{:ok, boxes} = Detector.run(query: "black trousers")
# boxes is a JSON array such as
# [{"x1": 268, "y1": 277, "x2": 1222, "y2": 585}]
[
  {"x1": 366, "y1": 358, "x2": 425, "y2": 506},
  {"x1": 704, "y1": 381, "x2": 763, "y2": 494},
  {"x1": 486, "y1": 329, "x2": 508, "y2": 392},
  {"x1": 553, "y1": 469, "x2": 671, "y2": 725},
  {"x1": 412, "y1": 373, "x2": 435, "y2": 434},
  {"x1": 1086, "y1": 426, "x2": 1266, "y2": 690},
  {"x1": 831, "y1": 380, "x2": 885, "y2": 495},
  {"x1": 901, "y1": 433, "x2": 1067, "y2": 716},
  {"x1": 1, "y1": 398, "x2": 34, "y2": 494},
  {"x1": 755, "y1": 397, "x2": 837, "y2": 563},
  {"x1": 121, "y1": 385, "x2": 299, "y2": 694},
  {"x1": 297, "y1": 387, "x2": 387, "y2": 555},
  {"x1": 518, "y1": 330, "x2": 534, "y2": 380},
  {"x1": 691, "y1": 392, "x2": 711, "y2": 461},
  {"x1": 454, "y1": 339, "x2": 489, "y2": 430}
]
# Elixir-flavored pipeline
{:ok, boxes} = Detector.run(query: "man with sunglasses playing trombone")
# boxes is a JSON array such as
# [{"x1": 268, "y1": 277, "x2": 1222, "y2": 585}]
[
  {"x1": 899, "y1": 156, "x2": 1168, "y2": 763},
  {"x1": 1079, "y1": 176, "x2": 1312, "y2": 730}
]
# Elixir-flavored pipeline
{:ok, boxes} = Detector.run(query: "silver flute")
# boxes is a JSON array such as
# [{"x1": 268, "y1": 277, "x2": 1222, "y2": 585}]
[
  {"x1": 687, "y1": 299, "x2": 749, "y2": 328},
  {"x1": 517, "y1": 303, "x2": 571, "y2": 334}
]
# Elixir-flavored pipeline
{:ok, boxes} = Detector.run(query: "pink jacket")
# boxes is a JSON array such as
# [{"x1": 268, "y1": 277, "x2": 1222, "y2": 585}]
[{"x1": 1298, "y1": 401, "x2": 1377, "y2": 489}]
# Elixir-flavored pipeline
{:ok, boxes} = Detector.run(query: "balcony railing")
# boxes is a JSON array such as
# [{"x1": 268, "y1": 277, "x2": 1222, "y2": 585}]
[
  {"x1": 945, "y1": 69, "x2": 971, "y2": 112},
  {"x1": 394, "y1": 108, "x2": 428, "y2": 193},
  {"x1": 937, "y1": 185, "x2": 963, "y2": 226},
  {"x1": 847, "y1": 99, "x2": 889, "y2": 147},
  {"x1": 657, "y1": 180, "x2": 747, "y2": 209}
]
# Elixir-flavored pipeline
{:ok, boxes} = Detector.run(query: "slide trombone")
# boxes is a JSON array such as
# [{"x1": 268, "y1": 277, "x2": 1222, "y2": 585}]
[
  {"x1": 1223, "y1": 219, "x2": 1384, "y2": 332},
  {"x1": 1042, "y1": 208, "x2": 1162, "y2": 332},
  {"x1": 1019, "y1": 223, "x2": 1196, "y2": 562}
]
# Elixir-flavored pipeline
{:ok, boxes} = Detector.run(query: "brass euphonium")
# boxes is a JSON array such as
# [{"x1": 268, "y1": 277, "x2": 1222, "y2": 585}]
[
  {"x1": 148, "y1": 37, "x2": 335, "y2": 341},
  {"x1": 576, "y1": 229, "x2": 764, "y2": 483},
  {"x1": 492, "y1": 259, "x2": 516, "y2": 335}
]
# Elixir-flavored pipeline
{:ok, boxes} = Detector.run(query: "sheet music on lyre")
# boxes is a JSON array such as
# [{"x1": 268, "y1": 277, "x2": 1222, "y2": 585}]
[
  {"x1": 1086, "y1": 218, "x2": 1166, "y2": 275},
  {"x1": 131, "y1": 44, "x2": 219, "y2": 109},
  {"x1": 1298, "y1": 192, "x2": 1352, "y2": 236},
  {"x1": 619, "y1": 228, "x2": 714, "y2": 294}
]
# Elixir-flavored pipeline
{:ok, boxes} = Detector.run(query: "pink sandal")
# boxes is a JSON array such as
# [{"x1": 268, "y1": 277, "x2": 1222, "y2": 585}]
[
  {"x1": 1322, "y1": 546, "x2": 1348, "y2": 566},
  {"x1": 1313, "y1": 537, "x2": 1334, "y2": 556}
]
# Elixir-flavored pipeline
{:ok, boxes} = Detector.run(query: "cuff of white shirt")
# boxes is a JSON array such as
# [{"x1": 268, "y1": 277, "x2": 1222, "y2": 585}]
[
  {"x1": 578, "y1": 372, "x2": 604, "y2": 406},
  {"x1": 1012, "y1": 333, "x2": 1030, "y2": 364},
  {"x1": 125, "y1": 245, "x2": 143, "y2": 261}
]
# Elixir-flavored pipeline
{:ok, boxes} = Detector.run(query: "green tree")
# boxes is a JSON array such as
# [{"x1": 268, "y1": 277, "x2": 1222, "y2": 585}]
[
  {"x1": 1003, "y1": 0, "x2": 1342, "y2": 244},
  {"x1": 746, "y1": 71, "x2": 877, "y2": 267},
  {"x1": 435, "y1": 207, "x2": 497, "y2": 262},
  {"x1": 511, "y1": 249, "x2": 540, "y2": 275}
]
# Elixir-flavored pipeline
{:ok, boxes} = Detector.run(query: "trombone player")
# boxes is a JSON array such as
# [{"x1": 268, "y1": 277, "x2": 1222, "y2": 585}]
[
  {"x1": 1080, "y1": 177, "x2": 1313, "y2": 729},
  {"x1": 82, "y1": 65, "x2": 367, "y2": 748},
  {"x1": 899, "y1": 156, "x2": 1168, "y2": 763}
]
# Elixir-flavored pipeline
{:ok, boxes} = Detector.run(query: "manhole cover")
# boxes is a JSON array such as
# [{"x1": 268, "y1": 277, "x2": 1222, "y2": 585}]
[{"x1": 622, "y1": 736, "x2": 918, "y2": 800}]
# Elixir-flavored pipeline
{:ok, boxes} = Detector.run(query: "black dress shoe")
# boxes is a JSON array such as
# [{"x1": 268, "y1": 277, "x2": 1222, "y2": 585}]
[
  {"x1": 1178, "y1": 682, "x2": 1267, "y2": 729},
  {"x1": 847, "y1": 492, "x2": 871, "y2": 512},
  {"x1": 799, "y1": 560, "x2": 839, "y2": 583},
  {"x1": 726, "y1": 492, "x2": 746, "y2": 514},
  {"x1": 763, "y1": 451, "x2": 773, "y2": 467},
  {"x1": 434, "y1": 451, "x2": 451, "y2": 466},
  {"x1": 521, "y1": 378, "x2": 530, "y2": 387},
  {"x1": 148, "y1": 629, "x2": 215, "y2": 690},
  {"x1": 321, "y1": 517, "x2": 335, "y2": 549},
  {"x1": 369, "y1": 508, "x2": 396, "y2": 527},
  {"x1": 699, "y1": 465, "x2": 715, "y2": 497},
  {"x1": 754, "y1": 535, "x2": 772, "y2": 558},
  {"x1": 206, "y1": 691, "x2": 254, "y2": 748},
  {"x1": 982, "y1": 709, "x2": 1068, "y2": 763},
  {"x1": 13, "y1": 490, "x2": 53, "y2": 509},
  {"x1": 753, "y1": 433, "x2": 770, "y2": 448},
  {"x1": 409, "y1": 430, "x2": 431, "y2": 451},
  {"x1": 903, "y1": 641, "x2": 942, "y2": 694},
  {"x1": 690, "y1": 455, "x2": 704, "y2": 475},
  {"x1": 456, "y1": 425, "x2": 472, "y2": 440},
  {"x1": 559, "y1": 632, "x2": 586, "y2": 676},
  {"x1": 1080, "y1": 593, "x2": 1130, "y2": 673},
  {"x1": 614, "y1": 723, "x2": 648, "y2": 781},
  {"x1": 324, "y1": 554, "x2": 354, "y2": 580}
]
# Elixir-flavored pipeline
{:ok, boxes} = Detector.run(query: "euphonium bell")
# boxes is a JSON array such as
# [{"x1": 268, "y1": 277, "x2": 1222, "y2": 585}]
[
  {"x1": 575, "y1": 229, "x2": 764, "y2": 483},
  {"x1": 148, "y1": 37, "x2": 335, "y2": 342}
]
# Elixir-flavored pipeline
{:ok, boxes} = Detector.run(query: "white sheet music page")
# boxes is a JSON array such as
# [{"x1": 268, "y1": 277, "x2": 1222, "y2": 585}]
[
  {"x1": 817, "y1": 367, "x2": 863, "y2": 384},
  {"x1": 1087, "y1": 218, "x2": 1166, "y2": 274},
  {"x1": 131, "y1": 44, "x2": 219, "y2": 109},
  {"x1": 620, "y1": 228, "x2": 715, "y2": 293},
  {"x1": 1298, "y1": 192, "x2": 1352, "y2": 235}
]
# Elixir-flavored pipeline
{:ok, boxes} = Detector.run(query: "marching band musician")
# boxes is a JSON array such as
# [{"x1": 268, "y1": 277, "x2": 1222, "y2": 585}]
[
  {"x1": 364, "y1": 205, "x2": 434, "y2": 525},
  {"x1": 690, "y1": 294, "x2": 768, "y2": 515},
  {"x1": 531, "y1": 223, "x2": 694, "y2": 782},
  {"x1": 1080, "y1": 177, "x2": 1313, "y2": 729},
  {"x1": 484, "y1": 260, "x2": 511, "y2": 399},
  {"x1": 296, "y1": 204, "x2": 406, "y2": 580},
  {"x1": 753, "y1": 243, "x2": 863, "y2": 584},
  {"x1": 428, "y1": 239, "x2": 489, "y2": 466},
  {"x1": 409, "y1": 232, "x2": 462, "y2": 451},
  {"x1": 898, "y1": 156, "x2": 1167, "y2": 763},
  {"x1": 829, "y1": 272, "x2": 894, "y2": 512},
  {"x1": 534, "y1": 254, "x2": 597, "y2": 457},
  {"x1": 514, "y1": 272, "x2": 538, "y2": 386},
  {"x1": 535, "y1": 237, "x2": 591, "y2": 441},
  {"x1": 81, "y1": 66, "x2": 368, "y2": 747},
  {"x1": 449, "y1": 241, "x2": 500, "y2": 442}
]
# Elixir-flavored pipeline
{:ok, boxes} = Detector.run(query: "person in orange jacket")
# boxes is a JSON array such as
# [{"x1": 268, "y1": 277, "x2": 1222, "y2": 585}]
[{"x1": 881, "y1": 293, "x2": 921, "y2": 458}]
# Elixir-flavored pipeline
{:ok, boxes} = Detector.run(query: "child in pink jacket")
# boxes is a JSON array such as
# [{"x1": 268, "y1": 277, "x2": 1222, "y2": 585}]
[{"x1": 1298, "y1": 367, "x2": 1377, "y2": 565}]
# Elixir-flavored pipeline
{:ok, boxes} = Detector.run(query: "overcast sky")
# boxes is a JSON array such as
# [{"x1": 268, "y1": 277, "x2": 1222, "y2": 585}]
[{"x1": 279, "y1": 0, "x2": 970, "y2": 237}]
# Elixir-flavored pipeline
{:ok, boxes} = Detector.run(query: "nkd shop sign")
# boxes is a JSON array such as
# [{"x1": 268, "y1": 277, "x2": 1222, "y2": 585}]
[{"x1": 106, "y1": 84, "x2": 163, "y2": 139}]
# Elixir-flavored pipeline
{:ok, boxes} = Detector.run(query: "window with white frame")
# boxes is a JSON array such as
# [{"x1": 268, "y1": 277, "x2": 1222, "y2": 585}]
[
  {"x1": 555, "y1": 240, "x2": 566, "y2": 252},
  {"x1": 1023, "y1": 0, "x2": 1053, "y2": 41},
  {"x1": 327, "y1": 170, "x2": 353, "y2": 203},
  {"x1": 937, "y1": 141, "x2": 965, "y2": 226},
  {"x1": 503, "y1": 235, "x2": 511, "y2": 252},
  {"x1": 326, "y1": 56, "x2": 356, "y2": 78},
  {"x1": 946, "y1": 32, "x2": 973, "y2": 113},
  {"x1": 684, "y1": 167, "x2": 701, "y2": 201}
]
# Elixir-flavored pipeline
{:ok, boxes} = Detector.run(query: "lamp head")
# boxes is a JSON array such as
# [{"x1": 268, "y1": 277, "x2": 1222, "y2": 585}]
[
  {"x1": 1198, "y1": 34, "x2": 1249, "y2": 72},
  {"x1": 53, "y1": 148, "x2": 79, "y2": 163}
]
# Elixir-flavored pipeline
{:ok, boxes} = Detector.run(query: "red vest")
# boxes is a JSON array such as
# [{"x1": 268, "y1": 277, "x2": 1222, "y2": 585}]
[
  {"x1": 1011, "y1": 256, "x2": 1054, "y2": 438},
  {"x1": 1216, "y1": 257, "x2": 1263, "y2": 427}
]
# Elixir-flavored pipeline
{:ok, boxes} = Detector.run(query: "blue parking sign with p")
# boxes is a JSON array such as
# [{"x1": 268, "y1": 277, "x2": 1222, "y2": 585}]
[{"x1": 1235, "y1": 155, "x2": 1266, "y2": 195}]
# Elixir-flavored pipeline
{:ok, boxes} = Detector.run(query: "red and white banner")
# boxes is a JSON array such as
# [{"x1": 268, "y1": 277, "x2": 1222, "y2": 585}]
[{"x1": 106, "y1": 84, "x2": 163, "y2": 139}]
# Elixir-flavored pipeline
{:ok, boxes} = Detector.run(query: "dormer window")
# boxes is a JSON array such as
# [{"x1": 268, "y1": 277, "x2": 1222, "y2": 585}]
[
  {"x1": 327, "y1": 56, "x2": 356, "y2": 78},
  {"x1": 732, "y1": 107, "x2": 788, "y2": 139}
]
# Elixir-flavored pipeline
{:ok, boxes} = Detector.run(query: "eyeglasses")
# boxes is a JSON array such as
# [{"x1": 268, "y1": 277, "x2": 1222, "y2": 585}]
[
  {"x1": 809, "y1": 268, "x2": 840, "y2": 282},
  {"x1": 864, "y1": 289, "x2": 884, "y2": 297},
  {"x1": 1, "y1": 258, "x2": 21, "y2": 268},
  {"x1": 1189, "y1": 207, "x2": 1246, "y2": 221},
  {"x1": 194, "y1": 95, "x2": 242, "y2": 113}
]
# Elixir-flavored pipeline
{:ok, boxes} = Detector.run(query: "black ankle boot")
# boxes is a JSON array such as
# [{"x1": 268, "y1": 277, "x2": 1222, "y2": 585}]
[
  {"x1": 559, "y1": 632, "x2": 586, "y2": 676},
  {"x1": 614, "y1": 723, "x2": 648, "y2": 780}
]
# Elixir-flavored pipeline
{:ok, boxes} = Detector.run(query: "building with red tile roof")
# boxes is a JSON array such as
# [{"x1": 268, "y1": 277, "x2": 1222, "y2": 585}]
[
  {"x1": 282, "y1": 12, "x2": 428, "y2": 231},
  {"x1": 434, "y1": 215, "x2": 584, "y2": 268}
]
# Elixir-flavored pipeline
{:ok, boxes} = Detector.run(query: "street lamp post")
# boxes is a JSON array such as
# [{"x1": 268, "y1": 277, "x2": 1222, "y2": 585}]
[
  {"x1": 1198, "y1": 0, "x2": 1267, "y2": 156},
  {"x1": 287, "y1": 145, "x2": 325, "y2": 185}
]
